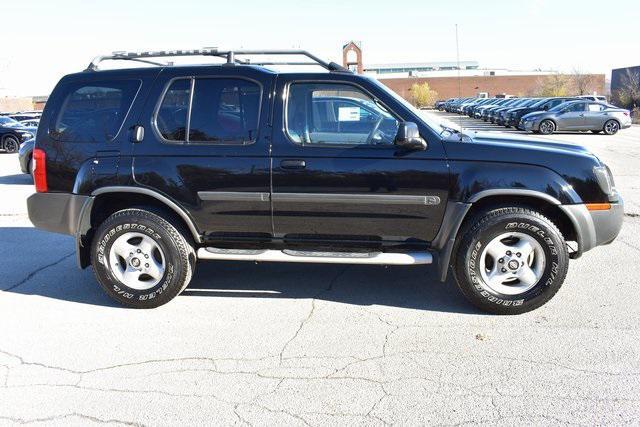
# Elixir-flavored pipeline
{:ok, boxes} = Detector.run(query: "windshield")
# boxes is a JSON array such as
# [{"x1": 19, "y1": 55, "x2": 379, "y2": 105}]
[
  {"x1": 0, "y1": 117, "x2": 21, "y2": 126},
  {"x1": 529, "y1": 98, "x2": 549, "y2": 108}
]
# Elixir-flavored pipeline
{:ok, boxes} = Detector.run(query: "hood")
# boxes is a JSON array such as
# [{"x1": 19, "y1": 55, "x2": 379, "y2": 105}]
[
  {"x1": 521, "y1": 110, "x2": 546, "y2": 120},
  {"x1": 467, "y1": 132, "x2": 592, "y2": 157}
]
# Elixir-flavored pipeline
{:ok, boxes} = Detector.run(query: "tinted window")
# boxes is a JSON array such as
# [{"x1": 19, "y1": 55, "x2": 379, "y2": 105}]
[
  {"x1": 287, "y1": 83, "x2": 399, "y2": 146},
  {"x1": 157, "y1": 79, "x2": 190, "y2": 141},
  {"x1": 588, "y1": 103, "x2": 606, "y2": 112},
  {"x1": 52, "y1": 80, "x2": 140, "y2": 142},
  {"x1": 564, "y1": 102, "x2": 586, "y2": 112},
  {"x1": 188, "y1": 78, "x2": 260, "y2": 143}
]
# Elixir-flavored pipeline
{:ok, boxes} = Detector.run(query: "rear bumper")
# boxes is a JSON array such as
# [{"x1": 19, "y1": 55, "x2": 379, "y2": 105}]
[
  {"x1": 27, "y1": 192, "x2": 92, "y2": 236},
  {"x1": 559, "y1": 195, "x2": 624, "y2": 256}
]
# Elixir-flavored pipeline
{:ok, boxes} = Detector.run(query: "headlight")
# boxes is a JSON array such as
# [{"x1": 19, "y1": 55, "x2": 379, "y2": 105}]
[{"x1": 593, "y1": 165, "x2": 616, "y2": 197}]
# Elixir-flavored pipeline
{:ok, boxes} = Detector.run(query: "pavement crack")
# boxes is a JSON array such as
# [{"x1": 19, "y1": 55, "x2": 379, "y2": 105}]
[
  {"x1": 0, "y1": 413, "x2": 144, "y2": 426},
  {"x1": 2, "y1": 251, "x2": 74, "y2": 292},
  {"x1": 278, "y1": 266, "x2": 349, "y2": 364}
]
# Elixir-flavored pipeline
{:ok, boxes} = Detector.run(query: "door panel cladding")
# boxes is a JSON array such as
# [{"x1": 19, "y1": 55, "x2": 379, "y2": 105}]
[{"x1": 271, "y1": 193, "x2": 441, "y2": 205}]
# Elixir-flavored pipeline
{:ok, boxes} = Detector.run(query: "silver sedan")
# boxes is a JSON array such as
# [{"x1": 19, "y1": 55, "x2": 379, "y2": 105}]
[{"x1": 520, "y1": 100, "x2": 632, "y2": 135}]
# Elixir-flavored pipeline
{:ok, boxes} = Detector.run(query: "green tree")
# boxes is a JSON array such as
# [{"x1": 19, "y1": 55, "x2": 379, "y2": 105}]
[{"x1": 410, "y1": 82, "x2": 439, "y2": 108}]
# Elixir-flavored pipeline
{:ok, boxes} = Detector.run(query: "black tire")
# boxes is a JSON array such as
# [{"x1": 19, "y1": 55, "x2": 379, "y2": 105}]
[
  {"x1": 603, "y1": 119, "x2": 620, "y2": 135},
  {"x1": 452, "y1": 207, "x2": 569, "y2": 315},
  {"x1": 3, "y1": 136, "x2": 19, "y2": 153},
  {"x1": 91, "y1": 208, "x2": 195, "y2": 308},
  {"x1": 539, "y1": 119, "x2": 556, "y2": 135}
]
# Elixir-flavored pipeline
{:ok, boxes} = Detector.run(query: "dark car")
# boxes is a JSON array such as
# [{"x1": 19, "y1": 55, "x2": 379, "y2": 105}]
[
  {"x1": 26, "y1": 48, "x2": 623, "y2": 314},
  {"x1": 496, "y1": 98, "x2": 540, "y2": 126},
  {"x1": 507, "y1": 97, "x2": 578, "y2": 129},
  {"x1": 0, "y1": 116, "x2": 35, "y2": 153},
  {"x1": 19, "y1": 137, "x2": 35, "y2": 173}
]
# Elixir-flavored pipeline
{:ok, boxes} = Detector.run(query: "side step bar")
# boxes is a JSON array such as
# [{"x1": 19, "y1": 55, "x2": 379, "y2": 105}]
[{"x1": 197, "y1": 248, "x2": 432, "y2": 265}]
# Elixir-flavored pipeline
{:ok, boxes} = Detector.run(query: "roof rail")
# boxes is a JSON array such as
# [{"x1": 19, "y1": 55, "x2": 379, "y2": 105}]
[{"x1": 85, "y1": 48, "x2": 351, "y2": 73}]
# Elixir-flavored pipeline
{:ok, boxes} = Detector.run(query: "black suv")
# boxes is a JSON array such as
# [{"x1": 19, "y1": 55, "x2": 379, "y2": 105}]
[{"x1": 27, "y1": 49, "x2": 623, "y2": 314}]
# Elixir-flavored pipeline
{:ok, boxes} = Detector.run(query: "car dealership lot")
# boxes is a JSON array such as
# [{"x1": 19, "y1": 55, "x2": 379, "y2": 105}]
[{"x1": 1, "y1": 123, "x2": 639, "y2": 425}]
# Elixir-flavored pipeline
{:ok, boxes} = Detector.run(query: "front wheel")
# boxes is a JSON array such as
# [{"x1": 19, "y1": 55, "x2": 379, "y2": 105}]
[
  {"x1": 91, "y1": 208, "x2": 195, "y2": 308},
  {"x1": 453, "y1": 207, "x2": 569, "y2": 315},
  {"x1": 539, "y1": 120, "x2": 555, "y2": 135},
  {"x1": 3, "y1": 136, "x2": 19, "y2": 153},
  {"x1": 603, "y1": 120, "x2": 620, "y2": 135}
]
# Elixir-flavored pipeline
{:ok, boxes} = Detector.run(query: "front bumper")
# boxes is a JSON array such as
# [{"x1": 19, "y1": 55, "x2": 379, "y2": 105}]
[
  {"x1": 522, "y1": 119, "x2": 538, "y2": 131},
  {"x1": 559, "y1": 195, "x2": 624, "y2": 257}
]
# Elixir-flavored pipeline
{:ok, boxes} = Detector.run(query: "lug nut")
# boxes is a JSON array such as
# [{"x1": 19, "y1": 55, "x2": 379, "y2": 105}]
[
  {"x1": 516, "y1": 252, "x2": 521, "y2": 257},
  {"x1": 144, "y1": 254, "x2": 149, "y2": 258},
  {"x1": 137, "y1": 249, "x2": 141, "y2": 253},
  {"x1": 145, "y1": 263, "x2": 149, "y2": 268},
  {"x1": 501, "y1": 268, "x2": 507, "y2": 273},
  {"x1": 498, "y1": 258, "x2": 504, "y2": 263},
  {"x1": 506, "y1": 251, "x2": 512, "y2": 256}
]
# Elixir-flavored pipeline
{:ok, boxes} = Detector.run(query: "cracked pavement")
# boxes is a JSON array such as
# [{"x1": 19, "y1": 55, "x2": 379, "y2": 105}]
[{"x1": 1, "y1": 123, "x2": 639, "y2": 426}]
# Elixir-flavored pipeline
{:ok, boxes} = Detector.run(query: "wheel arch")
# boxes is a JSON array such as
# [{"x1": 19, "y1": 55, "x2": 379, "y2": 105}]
[
  {"x1": 436, "y1": 190, "x2": 581, "y2": 282},
  {"x1": 76, "y1": 187, "x2": 202, "y2": 268}
]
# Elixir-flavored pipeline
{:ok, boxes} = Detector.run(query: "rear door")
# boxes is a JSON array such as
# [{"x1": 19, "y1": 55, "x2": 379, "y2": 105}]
[
  {"x1": 132, "y1": 66, "x2": 273, "y2": 243},
  {"x1": 584, "y1": 103, "x2": 608, "y2": 129},
  {"x1": 270, "y1": 75, "x2": 449, "y2": 248}
]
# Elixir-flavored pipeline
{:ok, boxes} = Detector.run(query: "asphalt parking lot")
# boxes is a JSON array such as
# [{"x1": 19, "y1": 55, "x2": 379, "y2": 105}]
[{"x1": 1, "y1": 118, "x2": 639, "y2": 425}]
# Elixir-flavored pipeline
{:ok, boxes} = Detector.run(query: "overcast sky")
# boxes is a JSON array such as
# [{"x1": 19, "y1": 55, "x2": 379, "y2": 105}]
[{"x1": 1, "y1": 0, "x2": 638, "y2": 96}]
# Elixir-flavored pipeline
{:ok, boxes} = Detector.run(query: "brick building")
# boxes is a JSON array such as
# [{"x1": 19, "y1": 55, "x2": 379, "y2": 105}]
[{"x1": 379, "y1": 74, "x2": 606, "y2": 101}]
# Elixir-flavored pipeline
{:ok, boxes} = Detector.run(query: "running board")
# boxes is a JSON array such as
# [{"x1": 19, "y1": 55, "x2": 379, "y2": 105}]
[{"x1": 197, "y1": 248, "x2": 432, "y2": 265}]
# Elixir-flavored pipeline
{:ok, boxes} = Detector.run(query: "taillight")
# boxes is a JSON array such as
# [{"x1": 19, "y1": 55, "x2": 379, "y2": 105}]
[{"x1": 32, "y1": 148, "x2": 48, "y2": 193}]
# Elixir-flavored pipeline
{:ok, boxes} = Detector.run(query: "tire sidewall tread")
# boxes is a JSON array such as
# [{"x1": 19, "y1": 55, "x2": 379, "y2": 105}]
[
  {"x1": 91, "y1": 208, "x2": 193, "y2": 308},
  {"x1": 453, "y1": 207, "x2": 569, "y2": 315}
]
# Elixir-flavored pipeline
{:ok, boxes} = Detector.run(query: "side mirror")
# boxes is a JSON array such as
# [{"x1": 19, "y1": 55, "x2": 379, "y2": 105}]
[
  {"x1": 543, "y1": 105, "x2": 549, "y2": 111},
  {"x1": 394, "y1": 122, "x2": 427, "y2": 151}
]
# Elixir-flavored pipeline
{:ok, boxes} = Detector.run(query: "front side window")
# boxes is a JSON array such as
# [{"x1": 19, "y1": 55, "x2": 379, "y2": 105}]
[
  {"x1": 52, "y1": 80, "x2": 140, "y2": 142},
  {"x1": 286, "y1": 83, "x2": 399, "y2": 146},
  {"x1": 564, "y1": 102, "x2": 586, "y2": 113},
  {"x1": 156, "y1": 77, "x2": 261, "y2": 144}
]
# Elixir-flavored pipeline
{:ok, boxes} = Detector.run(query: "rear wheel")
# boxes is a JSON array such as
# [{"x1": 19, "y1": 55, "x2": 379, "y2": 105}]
[
  {"x1": 603, "y1": 120, "x2": 620, "y2": 135},
  {"x1": 539, "y1": 119, "x2": 555, "y2": 135},
  {"x1": 91, "y1": 208, "x2": 194, "y2": 308},
  {"x1": 453, "y1": 207, "x2": 569, "y2": 315},
  {"x1": 3, "y1": 136, "x2": 19, "y2": 153}
]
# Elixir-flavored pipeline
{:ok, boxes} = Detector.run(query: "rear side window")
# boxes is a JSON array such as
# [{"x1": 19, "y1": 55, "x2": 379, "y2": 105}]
[
  {"x1": 51, "y1": 80, "x2": 140, "y2": 142},
  {"x1": 155, "y1": 77, "x2": 261, "y2": 144}
]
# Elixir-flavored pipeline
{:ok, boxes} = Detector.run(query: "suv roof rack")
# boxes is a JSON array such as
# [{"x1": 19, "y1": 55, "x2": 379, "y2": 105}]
[{"x1": 86, "y1": 48, "x2": 351, "y2": 73}]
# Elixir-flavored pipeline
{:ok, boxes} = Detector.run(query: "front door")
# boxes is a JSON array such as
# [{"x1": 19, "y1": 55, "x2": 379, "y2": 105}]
[
  {"x1": 270, "y1": 76, "x2": 449, "y2": 249},
  {"x1": 559, "y1": 101, "x2": 587, "y2": 130},
  {"x1": 133, "y1": 67, "x2": 273, "y2": 243}
]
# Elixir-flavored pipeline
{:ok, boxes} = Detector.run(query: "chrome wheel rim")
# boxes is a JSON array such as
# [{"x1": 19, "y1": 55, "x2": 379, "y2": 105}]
[
  {"x1": 479, "y1": 232, "x2": 546, "y2": 296},
  {"x1": 108, "y1": 232, "x2": 165, "y2": 290},
  {"x1": 605, "y1": 121, "x2": 619, "y2": 134},
  {"x1": 539, "y1": 121, "x2": 554, "y2": 134}
]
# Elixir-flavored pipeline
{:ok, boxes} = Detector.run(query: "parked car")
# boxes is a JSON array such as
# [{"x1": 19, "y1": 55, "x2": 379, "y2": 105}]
[
  {"x1": 20, "y1": 118, "x2": 40, "y2": 127},
  {"x1": 506, "y1": 97, "x2": 578, "y2": 129},
  {"x1": 577, "y1": 95, "x2": 607, "y2": 103},
  {"x1": 520, "y1": 100, "x2": 632, "y2": 135},
  {"x1": 434, "y1": 100, "x2": 451, "y2": 111},
  {"x1": 488, "y1": 98, "x2": 521, "y2": 123},
  {"x1": 8, "y1": 113, "x2": 41, "y2": 122},
  {"x1": 18, "y1": 137, "x2": 35, "y2": 174},
  {"x1": 494, "y1": 98, "x2": 537, "y2": 126},
  {"x1": 479, "y1": 98, "x2": 513, "y2": 121},
  {"x1": 27, "y1": 48, "x2": 623, "y2": 314},
  {"x1": 0, "y1": 116, "x2": 35, "y2": 153}
]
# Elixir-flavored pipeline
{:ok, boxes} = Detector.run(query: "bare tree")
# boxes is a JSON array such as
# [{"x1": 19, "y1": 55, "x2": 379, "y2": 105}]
[
  {"x1": 569, "y1": 68, "x2": 597, "y2": 95},
  {"x1": 534, "y1": 73, "x2": 570, "y2": 97},
  {"x1": 613, "y1": 68, "x2": 640, "y2": 110}
]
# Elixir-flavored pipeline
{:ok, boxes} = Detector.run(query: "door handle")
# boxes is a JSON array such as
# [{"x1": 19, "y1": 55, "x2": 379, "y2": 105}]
[{"x1": 280, "y1": 159, "x2": 306, "y2": 169}]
